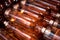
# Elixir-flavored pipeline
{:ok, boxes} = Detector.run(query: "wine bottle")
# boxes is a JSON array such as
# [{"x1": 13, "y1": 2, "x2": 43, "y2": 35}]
[
  {"x1": 44, "y1": 18, "x2": 60, "y2": 29},
  {"x1": 34, "y1": 0, "x2": 58, "y2": 12},
  {"x1": 25, "y1": 3, "x2": 47, "y2": 15},
  {"x1": 41, "y1": 0, "x2": 60, "y2": 13},
  {"x1": 4, "y1": 21, "x2": 38, "y2": 40},
  {"x1": 34, "y1": 25, "x2": 60, "y2": 40},
  {"x1": 41, "y1": 27, "x2": 60, "y2": 40},
  {"x1": 4, "y1": 9, "x2": 36, "y2": 28},
  {"x1": 41, "y1": 0, "x2": 59, "y2": 6},
  {"x1": 20, "y1": 9, "x2": 42, "y2": 20}
]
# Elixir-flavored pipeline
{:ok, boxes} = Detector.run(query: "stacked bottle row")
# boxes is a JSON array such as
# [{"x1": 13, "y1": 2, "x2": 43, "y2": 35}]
[{"x1": 0, "y1": 0, "x2": 60, "y2": 40}]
